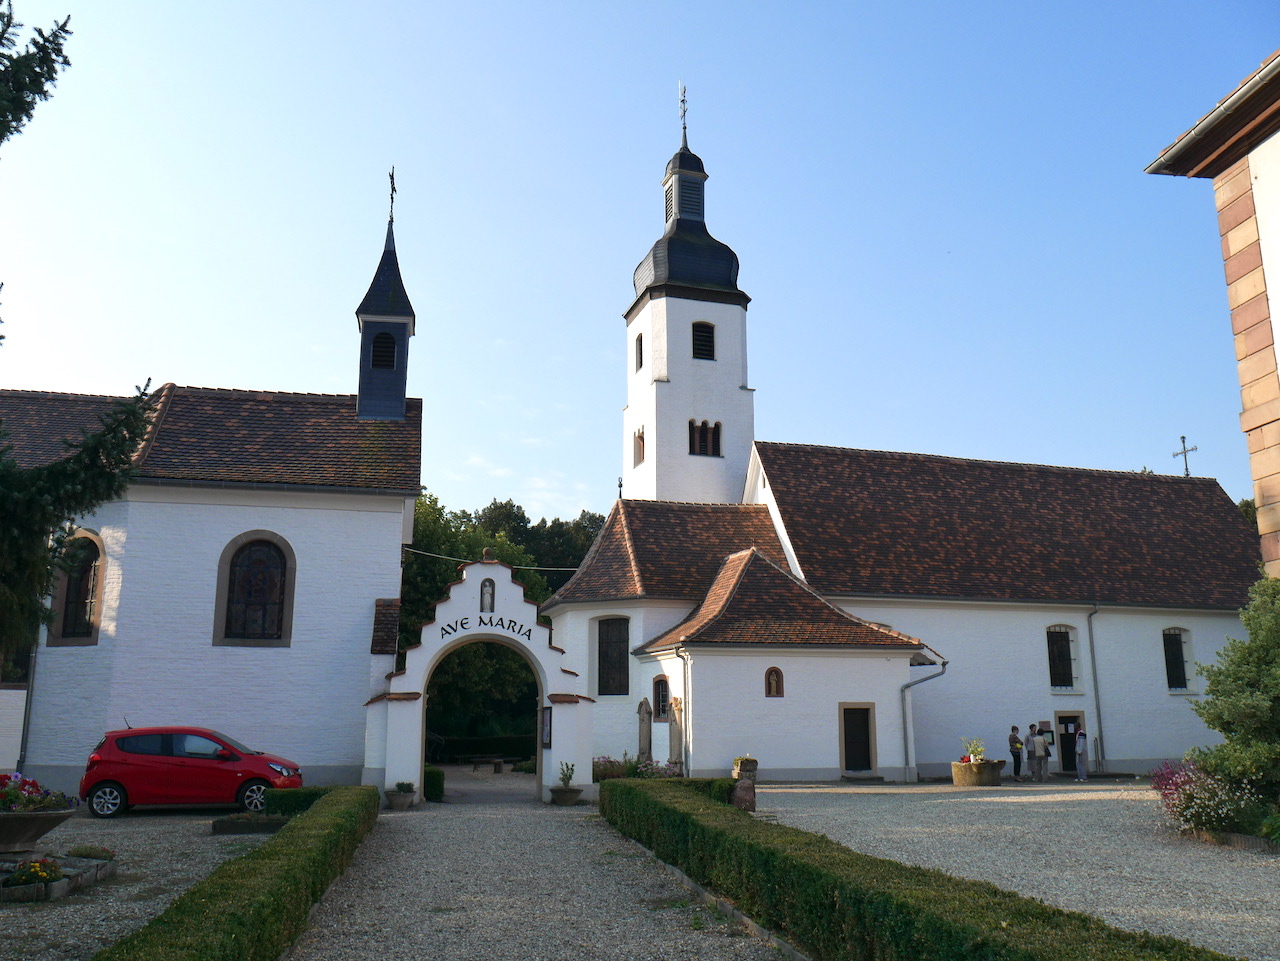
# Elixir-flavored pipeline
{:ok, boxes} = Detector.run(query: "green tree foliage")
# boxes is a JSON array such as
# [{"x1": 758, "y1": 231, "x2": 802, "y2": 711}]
[
  {"x1": 468, "y1": 498, "x2": 604, "y2": 593},
  {"x1": 0, "y1": 1, "x2": 71, "y2": 147},
  {"x1": 1238, "y1": 497, "x2": 1257, "y2": 528},
  {"x1": 0, "y1": 387, "x2": 152, "y2": 658},
  {"x1": 1189, "y1": 576, "x2": 1280, "y2": 796}
]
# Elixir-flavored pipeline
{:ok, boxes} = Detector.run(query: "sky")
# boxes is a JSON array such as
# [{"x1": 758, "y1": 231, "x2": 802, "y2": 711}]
[{"x1": 2, "y1": 2, "x2": 1279, "y2": 522}]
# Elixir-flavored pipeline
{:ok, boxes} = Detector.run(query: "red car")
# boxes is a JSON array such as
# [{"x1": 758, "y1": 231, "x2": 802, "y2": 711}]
[{"x1": 79, "y1": 726, "x2": 303, "y2": 818}]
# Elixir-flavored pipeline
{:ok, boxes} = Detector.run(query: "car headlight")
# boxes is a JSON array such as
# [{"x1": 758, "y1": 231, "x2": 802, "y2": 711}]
[{"x1": 268, "y1": 763, "x2": 297, "y2": 778}]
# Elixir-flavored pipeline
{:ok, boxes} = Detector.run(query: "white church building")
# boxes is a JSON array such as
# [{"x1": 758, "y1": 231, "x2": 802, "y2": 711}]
[{"x1": 1, "y1": 127, "x2": 1261, "y2": 803}]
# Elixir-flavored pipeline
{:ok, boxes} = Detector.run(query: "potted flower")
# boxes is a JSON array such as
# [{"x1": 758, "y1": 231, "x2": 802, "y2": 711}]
[
  {"x1": 0, "y1": 773, "x2": 78, "y2": 853},
  {"x1": 385, "y1": 781, "x2": 415, "y2": 811},
  {"x1": 549, "y1": 762, "x2": 582, "y2": 806},
  {"x1": 950, "y1": 738, "x2": 1007, "y2": 787},
  {"x1": 732, "y1": 755, "x2": 758, "y2": 781}
]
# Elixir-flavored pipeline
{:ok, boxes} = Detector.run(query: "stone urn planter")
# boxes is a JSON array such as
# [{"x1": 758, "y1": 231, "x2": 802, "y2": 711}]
[
  {"x1": 0, "y1": 810, "x2": 78, "y2": 853},
  {"x1": 548, "y1": 786, "x2": 583, "y2": 806},
  {"x1": 732, "y1": 757, "x2": 758, "y2": 782},
  {"x1": 386, "y1": 791, "x2": 414, "y2": 811},
  {"x1": 950, "y1": 759, "x2": 1006, "y2": 787}
]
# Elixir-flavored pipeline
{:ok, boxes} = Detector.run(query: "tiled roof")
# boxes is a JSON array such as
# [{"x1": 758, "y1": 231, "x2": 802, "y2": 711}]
[
  {"x1": 370, "y1": 598, "x2": 401, "y2": 655},
  {"x1": 755, "y1": 442, "x2": 1259, "y2": 610},
  {"x1": 642, "y1": 549, "x2": 932, "y2": 660},
  {"x1": 544, "y1": 500, "x2": 786, "y2": 609},
  {"x1": 0, "y1": 384, "x2": 422, "y2": 492}
]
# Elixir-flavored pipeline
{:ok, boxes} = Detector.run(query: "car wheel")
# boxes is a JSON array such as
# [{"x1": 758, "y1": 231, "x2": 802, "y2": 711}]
[
  {"x1": 88, "y1": 782, "x2": 127, "y2": 818},
  {"x1": 238, "y1": 779, "x2": 269, "y2": 812}
]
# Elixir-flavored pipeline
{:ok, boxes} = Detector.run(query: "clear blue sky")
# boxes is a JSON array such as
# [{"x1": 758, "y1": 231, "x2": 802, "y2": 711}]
[{"x1": 3, "y1": 2, "x2": 1278, "y2": 521}]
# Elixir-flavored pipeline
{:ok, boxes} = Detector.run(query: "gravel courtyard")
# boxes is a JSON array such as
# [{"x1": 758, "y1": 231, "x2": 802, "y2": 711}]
[{"x1": 756, "y1": 780, "x2": 1279, "y2": 961}]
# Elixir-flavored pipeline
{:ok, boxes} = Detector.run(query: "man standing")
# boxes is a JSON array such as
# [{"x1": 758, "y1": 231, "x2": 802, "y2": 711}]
[
  {"x1": 1030, "y1": 725, "x2": 1051, "y2": 783},
  {"x1": 1008, "y1": 725, "x2": 1024, "y2": 780},
  {"x1": 1075, "y1": 723, "x2": 1089, "y2": 781}
]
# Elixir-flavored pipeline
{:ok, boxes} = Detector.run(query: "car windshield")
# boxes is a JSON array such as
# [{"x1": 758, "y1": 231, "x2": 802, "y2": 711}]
[{"x1": 209, "y1": 731, "x2": 258, "y2": 754}]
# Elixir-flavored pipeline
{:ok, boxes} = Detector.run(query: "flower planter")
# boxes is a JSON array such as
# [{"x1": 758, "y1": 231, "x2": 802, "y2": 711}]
[
  {"x1": 950, "y1": 759, "x2": 1006, "y2": 787},
  {"x1": 386, "y1": 792, "x2": 414, "y2": 811},
  {"x1": 0, "y1": 810, "x2": 77, "y2": 854},
  {"x1": 549, "y1": 786, "x2": 582, "y2": 806}
]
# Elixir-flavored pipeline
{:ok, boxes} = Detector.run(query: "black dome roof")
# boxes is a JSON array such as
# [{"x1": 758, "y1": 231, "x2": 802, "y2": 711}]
[{"x1": 633, "y1": 220, "x2": 740, "y2": 295}]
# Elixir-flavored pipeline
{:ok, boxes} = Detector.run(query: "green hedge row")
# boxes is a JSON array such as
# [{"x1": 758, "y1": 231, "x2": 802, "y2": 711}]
[
  {"x1": 599, "y1": 780, "x2": 1231, "y2": 961},
  {"x1": 91, "y1": 785, "x2": 380, "y2": 961},
  {"x1": 422, "y1": 765, "x2": 445, "y2": 802},
  {"x1": 264, "y1": 785, "x2": 337, "y2": 816},
  {"x1": 439, "y1": 734, "x2": 535, "y2": 759}
]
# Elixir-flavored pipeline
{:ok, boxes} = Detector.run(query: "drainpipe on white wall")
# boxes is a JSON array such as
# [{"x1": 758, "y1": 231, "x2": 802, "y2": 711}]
[
  {"x1": 16, "y1": 638, "x2": 38, "y2": 771},
  {"x1": 1086, "y1": 604, "x2": 1105, "y2": 771},
  {"x1": 676, "y1": 647, "x2": 692, "y2": 777},
  {"x1": 899, "y1": 659, "x2": 948, "y2": 781}
]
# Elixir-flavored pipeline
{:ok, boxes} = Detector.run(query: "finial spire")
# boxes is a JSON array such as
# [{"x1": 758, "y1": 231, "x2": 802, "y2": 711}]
[
  {"x1": 388, "y1": 166, "x2": 397, "y2": 224},
  {"x1": 679, "y1": 81, "x2": 688, "y2": 148}
]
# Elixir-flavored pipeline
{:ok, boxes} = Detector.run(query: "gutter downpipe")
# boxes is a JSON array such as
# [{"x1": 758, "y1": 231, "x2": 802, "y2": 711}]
[
  {"x1": 677, "y1": 647, "x2": 692, "y2": 778},
  {"x1": 899, "y1": 658, "x2": 948, "y2": 782},
  {"x1": 1087, "y1": 604, "x2": 1106, "y2": 771},
  {"x1": 16, "y1": 638, "x2": 38, "y2": 771}
]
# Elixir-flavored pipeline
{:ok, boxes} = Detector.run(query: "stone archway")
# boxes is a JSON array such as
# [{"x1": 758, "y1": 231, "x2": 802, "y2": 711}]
[{"x1": 366, "y1": 557, "x2": 596, "y2": 802}]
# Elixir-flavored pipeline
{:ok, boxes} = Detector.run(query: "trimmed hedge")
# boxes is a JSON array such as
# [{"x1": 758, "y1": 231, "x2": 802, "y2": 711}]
[
  {"x1": 264, "y1": 785, "x2": 337, "y2": 816},
  {"x1": 600, "y1": 779, "x2": 1232, "y2": 961},
  {"x1": 422, "y1": 765, "x2": 445, "y2": 802},
  {"x1": 91, "y1": 785, "x2": 379, "y2": 961}
]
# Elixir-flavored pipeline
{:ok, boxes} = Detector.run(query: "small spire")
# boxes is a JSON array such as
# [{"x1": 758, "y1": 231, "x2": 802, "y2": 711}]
[{"x1": 678, "y1": 82, "x2": 688, "y2": 148}]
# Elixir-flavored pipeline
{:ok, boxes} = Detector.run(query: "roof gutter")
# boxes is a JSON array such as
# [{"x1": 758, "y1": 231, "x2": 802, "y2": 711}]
[
  {"x1": 1146, "y1": 54, "x2": 1280, "y2": 177},
  {"x1": 130, "y1": 476, "x2": 421, "y2": 498},
  {"x1": 900, "y1": 658, "x2": 948, "y2": 782}
]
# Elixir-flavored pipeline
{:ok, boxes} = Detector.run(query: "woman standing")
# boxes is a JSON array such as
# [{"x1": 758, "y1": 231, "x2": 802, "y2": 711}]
[{"x1": 1008, "y1": 725, "x2": 1023, "y2": 780}]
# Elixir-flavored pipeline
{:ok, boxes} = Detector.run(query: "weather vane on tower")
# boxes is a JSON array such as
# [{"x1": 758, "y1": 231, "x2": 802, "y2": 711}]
[
  {"x1": 679, "y1": 81, "x2": 687, "y2": 140},
  {"x1": 388, "y1": 166, "x2": 397, "y2": 224}
]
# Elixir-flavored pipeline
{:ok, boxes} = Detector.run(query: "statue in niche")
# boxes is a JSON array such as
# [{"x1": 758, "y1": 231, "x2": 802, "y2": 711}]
[
  {"x1": 480, "y1": 578, "x2": 495, "y2": 613},
  {"x1": 637, "y1": 697, "x2": 653, "y2": 763},
  {"x1": 668, "y1": 696, "x2": 683, "y2": 775}
]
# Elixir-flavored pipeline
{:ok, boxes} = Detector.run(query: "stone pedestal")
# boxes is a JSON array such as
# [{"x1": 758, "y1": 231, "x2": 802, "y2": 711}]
[{"x1": 950, "y1": 759, "x2": 1006, "y2": 786}]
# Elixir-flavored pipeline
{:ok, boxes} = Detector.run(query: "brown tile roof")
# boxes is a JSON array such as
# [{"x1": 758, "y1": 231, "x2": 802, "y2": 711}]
[
  {"x1": 543, "y1": 500, "x2": 787, "y2": 609},
  {"x1": 0, "y1": 384, "x2": 422, "y2": 492},
  {"x1": 642, "y1": 548, "x2": 932, "y2": 660},
  {"x1": 370, "y1": 598, "x2": 401, "y2": 655},
  {"x1": 755, "y1": 443, "x2": 1259, "y2": 610}
]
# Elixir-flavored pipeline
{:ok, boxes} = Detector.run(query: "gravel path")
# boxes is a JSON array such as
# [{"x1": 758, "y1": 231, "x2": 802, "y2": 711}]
[
  {"x1": 2, "y1": 808, "x2": 271, "y2": 961},
  {"x1": 757, "y1": 780, "x2": 1280, "y2": 961},
  {"x1": 284, "y1": 769, "x2": 776, "y2": 961}
]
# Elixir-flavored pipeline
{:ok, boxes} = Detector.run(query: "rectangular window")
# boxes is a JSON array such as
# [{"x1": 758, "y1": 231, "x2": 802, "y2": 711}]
[
  {"x1": 1163, "y1": 630, "x2": 1188, "y2": 689},
  {"x1": 692, "y1": 322, "x2": 715, "y2": 360},
  {"x1": 1046, "y1": 629, "x2": 1074, "y2": 688},
  {"x1": 598, "y1": 619, "x2": 629, "y2": 696}
]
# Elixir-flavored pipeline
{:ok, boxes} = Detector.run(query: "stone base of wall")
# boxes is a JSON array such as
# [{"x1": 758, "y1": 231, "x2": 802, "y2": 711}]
[{"x1": 1188, "y1": 828, "x2": 1280, "y2": 855}]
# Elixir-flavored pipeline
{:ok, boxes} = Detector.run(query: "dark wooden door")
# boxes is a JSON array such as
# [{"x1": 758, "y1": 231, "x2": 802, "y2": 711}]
[
  {"x1": 1058, "y1": 715, "x2": 1079, "y2": 774},
  {"x1": 843, "y1": 708, "x2": 872, "y2": 771}
]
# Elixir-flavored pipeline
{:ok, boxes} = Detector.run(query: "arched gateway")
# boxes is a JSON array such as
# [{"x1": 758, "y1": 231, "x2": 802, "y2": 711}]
[{"x1": 365, "y1": 556, "x2": 597, "y2": 802}]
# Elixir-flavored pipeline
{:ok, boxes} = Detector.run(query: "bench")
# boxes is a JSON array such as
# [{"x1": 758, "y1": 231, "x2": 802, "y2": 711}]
[{"x1": 467, "y1": 755, "x2": 524, "y2": 772}]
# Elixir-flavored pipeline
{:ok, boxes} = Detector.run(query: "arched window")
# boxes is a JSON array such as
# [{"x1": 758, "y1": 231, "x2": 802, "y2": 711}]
[
  {"x1": 480, "y1": 579, "x2": 495, "y2": 613},
  {"x1": 711, "y1": 422, "x2": 721, "y2": 457},
  {"x1": 633, "y1": 428, "x2": 645, "y2": 466},
  {"x1": 213, "y1": 531, "x2": 297, "y2": 647},
  {"x1": 1045, "y1": 625, "x2": 1077, "y2": 689},
  {"x1": 49, "y1": 531, "x2": 105, "y2": 646},
  {"x1": 635, "y1": 334, "x2": 644, "y2": 371},
  {"x1": 765, "y1": 667, "x2": 784, "y2": 697},
  {"x1": 653, "y1": 676, "x2": 670, "y2": 720},
  {"x1": 597, "y1": 618, "x2": 629, "y2": 696},
  {"x1": 687, "y1": 420, "x2": 721, "y2": 456},
  {"x1": 1163, "y1": 628, "x2": 1192, "y2": 690},
  {"x1": 692, "y1": 322, "x2": 715, "y2": 360},
  {"x1": 371, "y1": 332, "x2": 397, "y2": 369}
]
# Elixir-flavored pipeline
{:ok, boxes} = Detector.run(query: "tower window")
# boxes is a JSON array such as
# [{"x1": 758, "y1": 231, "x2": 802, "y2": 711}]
[
  {"x1": 636, "y1": 334, "x2": 644, "y2": 371},
  {"x1": 679, "y1": 180, "x2": 704, "y2": 220},
  {"x1": 688, "y1": 420, "x2": 721, "y2": 456},
  {"x1": 371, "y1": 332, "x2": 397, "y2": 369},
  {"x1": 634, "y1": 428, "x2": 645, "y2": 466},
  {"x1": 692, "y1": 322, "x2": 715, "y2": 360},
  {"x1": 664, "y1": 183, "x2": 674, "y2": 222}
]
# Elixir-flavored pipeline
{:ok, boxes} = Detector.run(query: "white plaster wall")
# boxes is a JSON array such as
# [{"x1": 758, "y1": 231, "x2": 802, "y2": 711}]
[
  {"x1": 0, "y1": 688, "x2": 26, "y2": 770},
  {"x1": 683, "y1": 648, "x2": 914, "y2": 779},
  {"x1": 1248, "y1": 129, "x2": 1280, "y2": 288},
  {"x1": 831, "y1": 598, "x2": 1240, "y2": 776},
  {"x1": 623, "y1": 296, "x2": 753, "y2": 504},
  {"x1": 24, "y1": 486, "x2": 407, "y2": 794}
]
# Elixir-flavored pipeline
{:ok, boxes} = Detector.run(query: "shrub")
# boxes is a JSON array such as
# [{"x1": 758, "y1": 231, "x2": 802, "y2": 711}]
[
  {"x1": 422, "y1": 765, "x2": 445, "y2": 802},
  {"x1": 93, "y1": 785, "x2": 379, "y2": 961},
  {"x1": 65, "y1": 844, "x2": 115, "y2": 861},
  {"x1": 600, "y1": 779, "x2": 1233, "y2": 961},
  {"x1": 511, "y1": 758, "x2": 536, "y2": 774},
  {"x1": 1261, "y1": 812, "x2": 1280, "y2": 843},
  {"x1": 1152, "y1": 759, "x2": 1266, "y2": 834},
  {"x1": 593, "y1": 752, "x2": 681, "y2": 782},
  {"x1": 264, "y1": 786, "x2": 336, "y2": 817}
]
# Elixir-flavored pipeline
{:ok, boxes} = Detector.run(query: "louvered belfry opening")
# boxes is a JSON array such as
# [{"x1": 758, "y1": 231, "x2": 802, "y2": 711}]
[{"x1": 692, "y1": 322, "x2": 715, "y2": 360}]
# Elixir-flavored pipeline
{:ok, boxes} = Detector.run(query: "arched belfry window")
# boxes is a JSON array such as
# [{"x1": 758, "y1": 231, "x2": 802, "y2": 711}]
[
  {"x1": 480, "y1": 578, "x2": 495, "y2": 613},
  {"x1": 692, "y1": 322, "x2": 715, "y2": 360},
  {"x1": 765, "y1": 667, "x2": 784, "y2": 697},
  {"x1": 213, "y1": 531, "x2": 297, "y2": 647},
  {"x1": 49, "y1": 531, "x2": 106, "y2": 646},
  {"x1": 633, "y1": 428, "x2": 645, "y2": 466},
  {"x1": 688, "y1": 420, "x2": 722, "y2": 457},
  {"x1": 635, "y1": 334, "x2": 644, "y2": 372},
  {"x1": 371, "y1": 332, "x2": 397, "y2": 370}
]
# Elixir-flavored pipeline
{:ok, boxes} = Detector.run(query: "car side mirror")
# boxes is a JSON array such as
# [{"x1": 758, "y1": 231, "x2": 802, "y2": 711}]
[{"x1": 216, "y1": 749, "x2": 235, "y2": 760}]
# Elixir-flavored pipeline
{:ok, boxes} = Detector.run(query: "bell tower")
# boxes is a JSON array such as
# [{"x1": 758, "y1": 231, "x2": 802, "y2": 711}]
[
  {"x1": 356, "y1": 170, "x2": 415, "y2": 421},
  {"x1": 622, "y1": 100, "x2": 753, "y2": 503}
]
